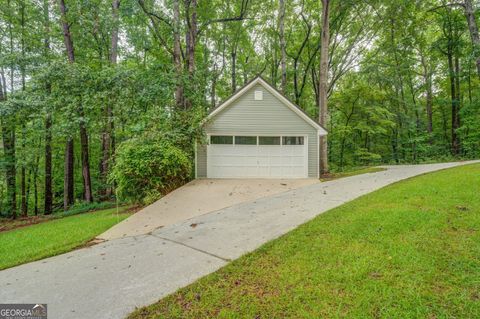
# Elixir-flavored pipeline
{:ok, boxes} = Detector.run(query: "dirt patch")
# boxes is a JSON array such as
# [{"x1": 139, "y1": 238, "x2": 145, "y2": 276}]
[
  {"x1": 0, "y1": 205, "x2": 140, "y2": 233},
  {"x1": 0, "y1": 215, "x2": 54, "y2": 233}
]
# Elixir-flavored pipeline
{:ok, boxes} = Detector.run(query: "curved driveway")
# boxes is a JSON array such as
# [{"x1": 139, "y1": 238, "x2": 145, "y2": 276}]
[{"x1": 0, "y1": 161, "x2": 477, "y2": 319}]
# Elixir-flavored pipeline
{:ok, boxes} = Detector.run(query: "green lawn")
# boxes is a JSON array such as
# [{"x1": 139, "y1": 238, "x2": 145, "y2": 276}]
[
  {"x1": 129, "y1": 164, "x2": 480, "y2": 319},
  {"x1": 320, "y1": 166, "x2": 386, "y2": 181},
  {"x1": 0, "y1": 207, "x2": 132, "y2": 270}
]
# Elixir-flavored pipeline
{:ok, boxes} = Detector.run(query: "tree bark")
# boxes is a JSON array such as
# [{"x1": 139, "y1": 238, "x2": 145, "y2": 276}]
[
  {"x1": 184, "y1": 0, "x2": 197, "y2": 109},
  {"x1": 231, "y1": 50, "x2": 237, "y2": 93},
  {"x1": 20, "y1": 1, "x2": 27, "y2": 216},
  {"x1": 464, "y1": 0, "x2": 480, "y2": 76},
  {"x1": 58, "y1": 0, "x2": 76, "y2": 209},
  {"x1": 80, "y1": 110, "x2": 93, "y2": 202},
  {"x1": 0, "y1": 71, "x2": 16, "y2": 219},
  {"x1": 110, "y1": 0, "x2": 120, "y2": 64},
  {"x1": 3, "y1": 1, "x2": 17, "y2": 219},
  {"x1": 26, "y1": 168, "x2": 31, "y2": 215},
  {"x1": 59, "y1": 0, "x2": 94, "y2": 206},
  {"x1": 279, "y1": 0, "x2": 286, "y2": 92},
  {"x1": 21, "y1": 126, "x2": 27, "y2": 217},
  {"x1": 44, "y1": 111, "x2": 53, "y2": 213},
  {"x1": 59, "y1": 0, "x2": 75, "y2": 63},
  {"x1": 318, "y1": 0, "x2": 330, "y2": 175},
  {"x1": 100, "y1": 0, "x2": 120, "y2": 198},
  {"x1": 173, "y1": 0, "x2": 184, "y2": 108},
  {"x1": 43, "y1": 0, "x2": 53, "y2": 214},
  {"x1": 33, "y1": 155, "x2": 39, "y2": 216},
  {"x1": 421, "y1": 55, "x2": 433, "y2": 141},
  {"x1": 63, "y1": 140, "x2": 74, "y2": 209},
  {"x1": 447, "y1": 48, "x2": 460, "y2": 155},
  {"x1": 452, "y1": 54, "x2": 461, "y2": 155}
]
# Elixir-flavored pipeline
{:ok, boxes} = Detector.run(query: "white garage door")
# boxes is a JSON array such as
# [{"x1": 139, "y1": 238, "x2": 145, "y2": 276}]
[{"x1": 207, "y1": 135, "x2": 308, "y2": 178}]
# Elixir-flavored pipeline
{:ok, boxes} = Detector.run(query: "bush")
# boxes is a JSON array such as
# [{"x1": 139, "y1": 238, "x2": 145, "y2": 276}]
[
  {"x1": 55, "y1": 201, "x2": 119, "y2": 217},
  {"x1": 110, "y1": 138, "x2": 192, "y2": 204}
]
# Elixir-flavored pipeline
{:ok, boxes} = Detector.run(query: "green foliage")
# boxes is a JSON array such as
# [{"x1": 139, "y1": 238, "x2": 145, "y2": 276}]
[
  {"x1": 110, "y1": 138, "x2": 192, "y2": 205},
  {"x1": 55, "y1": 201, "x2": 119, "y2": 218},
  {"x1": 1, "y1": 0, "x2": 479, "y2": 218}
]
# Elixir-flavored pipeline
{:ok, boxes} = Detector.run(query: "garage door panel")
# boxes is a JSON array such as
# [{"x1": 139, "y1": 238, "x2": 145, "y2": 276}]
[
  {"x1": 207, "y1": 136, "x2": 308, "y2": 178},
  {"x1": 290, "y1": 156, "x2": 305, "y2": 166}
]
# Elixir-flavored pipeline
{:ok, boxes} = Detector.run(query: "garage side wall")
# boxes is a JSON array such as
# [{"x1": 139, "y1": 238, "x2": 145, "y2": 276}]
[
  {"x1": 196, "y1": 83, "x2": 319, "y2": 178},
  {"x1": 196, "y1": 142, "x2": 207, "y2": 178}
]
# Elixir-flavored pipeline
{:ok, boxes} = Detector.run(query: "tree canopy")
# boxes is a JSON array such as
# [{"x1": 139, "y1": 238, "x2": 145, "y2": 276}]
[{"x1": 0, "y1": 0, "x2": 479, "y2": 218}]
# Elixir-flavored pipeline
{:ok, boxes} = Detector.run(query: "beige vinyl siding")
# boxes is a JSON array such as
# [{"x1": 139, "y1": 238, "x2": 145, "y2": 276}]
[
  {"x1": 196, "y1": 143, "x2": 207, "y2": 178},
  {"x1": 196, "y1": 83, "x2": 319, "y2": 178}
]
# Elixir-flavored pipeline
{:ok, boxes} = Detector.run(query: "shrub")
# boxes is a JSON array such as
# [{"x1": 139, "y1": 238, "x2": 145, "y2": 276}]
[
  {"x1": 110, "y1": 138, "x2": 192, "y2": 204},
  {"x1": 56, "y1": 201, "x2": 118, "y2": 217}
]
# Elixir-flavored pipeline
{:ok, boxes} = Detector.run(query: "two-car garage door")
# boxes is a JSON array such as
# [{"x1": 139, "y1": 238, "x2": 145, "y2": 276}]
[{"x1": 207, "y1": 135, "x2": 308, "y2": 178}]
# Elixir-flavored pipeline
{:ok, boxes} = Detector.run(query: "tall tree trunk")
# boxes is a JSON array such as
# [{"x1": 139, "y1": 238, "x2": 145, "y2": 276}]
[
  {"x1": 100, "y1": 0, "x2": 120, "y2": 198},
  {"x1": 33, "y1": 156, "x2": 39, "y2": 215},
  {"x1": 3, "y1": 0, "x2": 17, "y2": 219},
  {"x1": 173, "y1": 0, "x2": 184, "y2": 108},
  {"x1": 44, "y1": 111, "x2": 53, "y2": 213},
  {"x1": 0, "y1": 70, "x2": 16, "y2": 219},
  {"x1": 318, "y1": 0, "x2": 330, "y2": 175},
  {"x1": 21, "y1": 126, "x2": 27, "y2": 216},
  {"x1": 63, "y1": 140, "x2": 74, "y2": 209},
  {"x1": 231, "y1": 50, "x2": 237, "y2": 93},
  {"x1": 447, "y1": 48, "x2": 460, "y2": 156},
  {"x1": 59, "y1": 0, "x2": 75, "y2": 62},
  {"x1": 58, "y1": 0, "x2": 75, "y2": 209},
  {"x1": 243, "y1": 56, "x2": 249, "y2": 85},
  {"x1": 25, "y1": 168, "x2": 31, "y2": 215},
  {"x1": 452, "y1": 54, "x2": 461, "y2": 155},
  {"x1": 279, "y1": 0, "x2": 286, "y2": 92},
  {"x1": 211, "y1": 69, "x2": 217, "y2": 107},
  {"x1": 421, "y1": 55, "x2": 433, "y2": 142},
  {"x1": 58, "y1": 0, "x2": 93, "y2": 206},
  {"x1": 43, "y1": 0, "x2": 53, "y2": 214},
  {"x1": 20, "y1": 0, "x2": 27, "y2": 217},
  {"x1": 464, "y1": 0, "x2": 480, "y2": 76},
  {"x1": 110, "y1": 0, "x2": 120, "y2": 65},
  {"x1": 80, "y1": 110, "x2": 93, "y2": 202},
  {"x1": 184, "y1": 0, "x2": 197, "y2": 109}
]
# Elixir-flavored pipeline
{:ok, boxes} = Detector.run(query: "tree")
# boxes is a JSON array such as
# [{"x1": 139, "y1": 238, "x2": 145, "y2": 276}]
[
  {"x1": 318, "y1": 0, "x2": 330, "y2": 175},
  {"x1": 463, "y1": 0, "x2": 480, "y2": 76},
  {"x1": 1, "y1": 0, "x2": 479, "y2": 218},
  {"x1": 279, "y1": 0, "x2": 286, "y2": 92},
  {"x1": 44, "y1": 0, "x2": 53, "y2": 215},
  {"x1": 100, "y1": 0, "x2": 121, "y2": 198},
  {"x1": 58, "y1": 0, "x2": 93, "y2": 207}
]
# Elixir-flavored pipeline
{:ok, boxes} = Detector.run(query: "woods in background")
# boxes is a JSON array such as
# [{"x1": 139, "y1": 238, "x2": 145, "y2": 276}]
[{"x1": 0, "y1": 0, "x2": 479, "y2": 218}]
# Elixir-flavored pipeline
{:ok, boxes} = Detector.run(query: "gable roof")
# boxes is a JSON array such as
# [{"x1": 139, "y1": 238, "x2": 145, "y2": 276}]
[{"x1": 207, "y1": 76, "x2": 328, "y2": 135}]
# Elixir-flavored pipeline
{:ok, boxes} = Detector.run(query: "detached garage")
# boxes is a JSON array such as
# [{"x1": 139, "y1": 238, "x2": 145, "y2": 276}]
[{"x1": 195, "y1": 77, "x2": 328, "y2": 179}]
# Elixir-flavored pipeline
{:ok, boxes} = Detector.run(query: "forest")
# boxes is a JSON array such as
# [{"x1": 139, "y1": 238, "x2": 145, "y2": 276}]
[{"x1": 0, "y1": 0, "x2": 479, "y2": 219}]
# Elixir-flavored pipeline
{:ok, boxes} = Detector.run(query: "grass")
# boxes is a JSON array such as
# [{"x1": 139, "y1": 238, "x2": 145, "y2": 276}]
[
  {"x1": 320, "y1": 166, "x2": 386, "y2": 181},
  {"x1": 129, "y1": 163, "x2": 480, "y2": 319},
  {"x1": 0, "y1": 201, "x2": 123, "y2": 232},
  {"x1": 0, "y1": 206, "x2": 133, "y2": 270}
]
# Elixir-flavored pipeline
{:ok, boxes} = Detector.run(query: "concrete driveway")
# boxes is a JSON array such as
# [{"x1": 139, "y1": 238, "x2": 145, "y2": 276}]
[
  {"x1": 99, "y1": 178, "x2": 318, "y2": 240},
  {"x1": 0, "y1": 161, "x2": 477, "y2": 319}
]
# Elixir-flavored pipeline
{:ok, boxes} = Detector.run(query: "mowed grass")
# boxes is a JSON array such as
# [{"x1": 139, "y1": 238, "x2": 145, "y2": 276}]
[
  {"x1": 129, "y1": 164, "x2": 480, "y2": 319},
  {"x1": 321, "y1": 166, "x2": 386, "y2": 181},
  {"x1": 0, "y1": 207, "x2": 132, "y2": 270}
]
